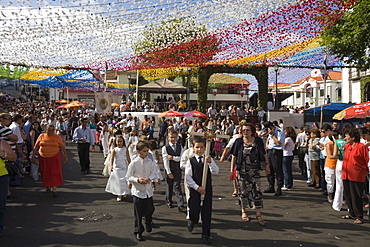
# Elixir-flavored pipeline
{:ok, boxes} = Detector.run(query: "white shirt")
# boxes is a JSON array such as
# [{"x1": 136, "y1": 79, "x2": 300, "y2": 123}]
[
  {"x1": 126, "y1": 156, "x2": 158, "y2": 199},
  {"x1": 180, "y1": 148, "x2": 195, "y2": 170},
  {"x1": 9, "y1": 122, "x2": 23, "y2": 144},
  {"x1": 220, "y1": 109, "x2": 228, "y2": 117},
  {"x1": 185, "y1": 154, "x2": 219, "y2": 191},
  {"x1": 284, "y1": 137, "x2": 295, "y2": 156},
  {"x1": 162, "y1": 143, "x2": 183, "y2": 174},
  {"x1": 207, "y1": 107, "x2": 217, "y2": 116},
  {"x1": 226, "y1": 134, "x2": 240, "y2": 148}
]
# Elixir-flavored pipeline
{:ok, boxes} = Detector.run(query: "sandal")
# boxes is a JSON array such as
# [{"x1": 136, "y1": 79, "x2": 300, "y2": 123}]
[
  {"x1": 242, "y1": 212, "x2": 250, "y2": 222},
  {"x1": 354, "y1": 218, "x2": 363, "y2": 224},
  {"x1": 342, "y1": 215, "x2": 355, "y2": 220},
  {"x1": 232, "y1": 193, "x2": 238, "y2": 197},
  {"x1": 256, "y1": 215, "x2": 266, "y2": 226}
]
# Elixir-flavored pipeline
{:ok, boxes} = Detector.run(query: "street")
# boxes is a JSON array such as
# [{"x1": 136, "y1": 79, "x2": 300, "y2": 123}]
[{"x1": 2, "y1": 142, "x2": 369, "y2": 247}]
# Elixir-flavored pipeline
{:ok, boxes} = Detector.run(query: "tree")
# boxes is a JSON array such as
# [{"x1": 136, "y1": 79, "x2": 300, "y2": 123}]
[
  {"x1": 196, "y1": 65, "x2": 268, "y2": 113},
  {"x1": 320, "y1": 0, "x2": 370, "y2": 69},
  {"x1": 133, "y1": 18, "x2": 221, "y2": 111},
  {"x1": 0, "y1": 65, "x2": 29, "y2": 79}
]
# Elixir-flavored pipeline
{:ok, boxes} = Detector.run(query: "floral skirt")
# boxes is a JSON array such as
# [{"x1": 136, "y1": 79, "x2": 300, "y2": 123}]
[{"x1": 236, "y1": 169, "x2": 263, "y2": 209}]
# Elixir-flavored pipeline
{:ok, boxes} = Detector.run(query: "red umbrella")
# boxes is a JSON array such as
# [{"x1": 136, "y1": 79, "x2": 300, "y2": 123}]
[
  {"x1": 184, "y1": 110, "x2": 208, "y2": 118},
  {"x1": 333, "y1": 101, "x2": 370, "y2": 120},
  {"x1": 56, "y1": 99, "x2": 68, "y2": 103},
  {"x1": 69, "y1": 100, "x2": 86, "y2": 106},
  {"x1": 57, "y1": 104, "x2": 68, "y2": 109},
  {"x1": 158, "y1": 110, "x2": 184, "y2": 118}
]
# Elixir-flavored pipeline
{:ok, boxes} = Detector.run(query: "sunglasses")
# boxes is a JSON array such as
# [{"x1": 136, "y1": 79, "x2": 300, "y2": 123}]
[{"x1": 1, "y1": 117, "x2": 11, "y2": 120}]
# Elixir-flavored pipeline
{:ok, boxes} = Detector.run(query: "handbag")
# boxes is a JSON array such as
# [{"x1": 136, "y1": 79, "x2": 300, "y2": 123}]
[
  {"x1": 6, "y1": 161, "x2": 20, "y2": 177},
  {"x1": 0, "y1": 140, "x2": 20, "y2": 177}
]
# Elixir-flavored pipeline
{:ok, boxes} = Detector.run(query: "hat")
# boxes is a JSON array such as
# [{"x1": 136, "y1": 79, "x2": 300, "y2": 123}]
[{"x1": 263, "y1": 121, "x2": 274, "y2": 129}]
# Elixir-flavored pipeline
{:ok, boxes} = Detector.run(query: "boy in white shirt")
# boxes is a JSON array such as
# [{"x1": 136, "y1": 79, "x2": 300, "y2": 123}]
[
  {"x1": 126, "y1": 141, "x2": 158, "y2": 242},
  {"x1": 185, "y1": 136, "x2": 219, "y2": 245}
]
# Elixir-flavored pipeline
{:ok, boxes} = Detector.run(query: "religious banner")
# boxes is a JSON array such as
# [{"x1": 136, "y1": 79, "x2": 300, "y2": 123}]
[{"x1": 95, "y1": 92, "x2": 112, "y2": 114}]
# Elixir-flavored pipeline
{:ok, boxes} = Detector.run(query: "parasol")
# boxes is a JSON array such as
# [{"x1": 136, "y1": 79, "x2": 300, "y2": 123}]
[
  {"x1": 111, "y1": 103, "x2": 120, "y2": 107},
  {"x1": 184, "y1": 110, "x2": 208, "y2": 118},
  {"x1": 158, "y1": 110, "x2": 184, "y2": 118},
  {"x1": 57, "y1": 104, "x2": 68, "y2": 109},
  {"x1": 69, "y1": 100, "x2": 86, "y2": 106},
  {"x1": 333, "y1": 101, "x2": 370, "y2": 120}
]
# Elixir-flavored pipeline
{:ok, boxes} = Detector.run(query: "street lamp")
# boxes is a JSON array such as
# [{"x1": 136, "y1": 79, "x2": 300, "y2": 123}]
[{"x1": 274, "y1": 65, "x2": 279, "y2": 110}]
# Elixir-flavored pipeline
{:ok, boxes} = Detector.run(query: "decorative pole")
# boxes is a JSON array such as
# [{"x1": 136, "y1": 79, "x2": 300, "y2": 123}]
[{"x1": 274, "y1": 65, "x2": 279, "y2": 110}]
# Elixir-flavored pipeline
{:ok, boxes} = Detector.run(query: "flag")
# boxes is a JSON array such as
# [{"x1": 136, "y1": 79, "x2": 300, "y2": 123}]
[{"x1": 95, "y1": 91, "x2": 112, "y2": 114}]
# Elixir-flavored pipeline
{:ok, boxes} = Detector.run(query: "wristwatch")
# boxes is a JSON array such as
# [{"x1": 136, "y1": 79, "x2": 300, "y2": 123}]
[{"x1": 1, "y1": 151, "x2": 7, "y2": 159}]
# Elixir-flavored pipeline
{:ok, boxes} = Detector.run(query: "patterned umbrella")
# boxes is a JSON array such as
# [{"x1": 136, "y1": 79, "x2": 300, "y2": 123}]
[
  {"x1": 56, "y1": 104, "x2": 68, "y2": 109},
  {"x1": 183, "y1": 110, "x2": 208, "y2": 118},
  {"x1": 158, "y1": 110, "x2": 184, "y2": 118},
  {"x1": 56, "y1": 99, "x2": 68, "y2": 103},
  {"x1": 69, "y1": 100, "x2": 86, "y2": 106},
  {"x1": 333, "y1": 101, "x2": 370, "y2": 120}
]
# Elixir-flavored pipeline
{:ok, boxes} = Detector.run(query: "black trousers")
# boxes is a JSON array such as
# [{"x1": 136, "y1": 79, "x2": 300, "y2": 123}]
[
  {"x1": 165, "y1": 164, "x2": 184, "y2": 207},
  {"x1": 133, "y1": 196, "x2": 155, "y2": 234},
  {"x1": 343, "y1": 179, "x2": 365, "y2": 219},
  {"x1": 189, "y1": 188, "x2": 212, "y2": 236},
  {"x1": 267, "y1": 149, "x2": 284, "y2": 189},
  {"x1": 157, "y1": 135, "x2": 166, "y2": 148},
  {"x1": 77, "y1": 143, "x2": 90, "y2": 172},
  {"x1": 297, "y1": 147, "x2": 307, "y2": 176}
]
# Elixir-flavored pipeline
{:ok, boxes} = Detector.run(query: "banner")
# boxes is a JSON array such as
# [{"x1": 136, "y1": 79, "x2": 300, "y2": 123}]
[{"x1": 95, "y1": 91, "x2": 112, "y2": 114}]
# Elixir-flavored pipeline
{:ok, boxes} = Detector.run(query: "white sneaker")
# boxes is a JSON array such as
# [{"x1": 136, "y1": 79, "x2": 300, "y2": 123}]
[
  {"x1": 117, "y1": 196, "x2": 122, "y2": 202},
  {"x1": 281, "y1": 187, "x2": 289, "y2": 191}
]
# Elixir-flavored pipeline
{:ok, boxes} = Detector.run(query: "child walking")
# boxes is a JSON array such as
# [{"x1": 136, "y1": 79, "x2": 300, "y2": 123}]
[
  {"x1": 162, "y1": 129, "x2": 185, "y2": 211},
  {"x1": 213, "y1": 125, "x2": 223, "y2": 159},
  {"x1": 126, "y1": 141, "x2": 158, "y2": 242},
  {"x1": 185, "y1": 136, "x2": 219, "y2": 245},
  {"x1": 149, "y1": 139, "x2": 163, "y2": 191},
  {"x1": 105, "y1": 135, "x2": 131, "y2": 201}
]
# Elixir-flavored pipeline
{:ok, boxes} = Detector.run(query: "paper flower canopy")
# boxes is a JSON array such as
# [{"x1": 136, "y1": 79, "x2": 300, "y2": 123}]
[{"x1": 0, "y1": 0, "x2": 354, "y2": 71}]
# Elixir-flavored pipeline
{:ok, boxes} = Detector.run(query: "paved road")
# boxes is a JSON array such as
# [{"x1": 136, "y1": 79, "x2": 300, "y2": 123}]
[{"x1": 2, "y1": 142, "x2": 369, "y2": 247}]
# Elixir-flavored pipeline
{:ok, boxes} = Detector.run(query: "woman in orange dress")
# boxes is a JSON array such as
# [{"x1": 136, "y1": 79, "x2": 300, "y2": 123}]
[{"x1": 31, "y1": 124, "x2": 68, "y2": 197}]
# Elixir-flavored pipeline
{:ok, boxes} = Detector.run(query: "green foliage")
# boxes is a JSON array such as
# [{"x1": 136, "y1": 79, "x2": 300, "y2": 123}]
[
  {"x1": 320, "y1": 0, "x2": 370, "y2": 69},
  {"x1": 360, "y1": 75, "x2": 370, "y2": 102},
  {"x1": 0, "y1": 65, "x2": 29, "y2": 79}
]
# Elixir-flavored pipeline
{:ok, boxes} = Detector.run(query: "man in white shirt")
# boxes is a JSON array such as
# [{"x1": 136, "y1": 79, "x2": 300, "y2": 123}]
[{"x1": 207, "y1": 104, "x2": 217, "y2": 119}]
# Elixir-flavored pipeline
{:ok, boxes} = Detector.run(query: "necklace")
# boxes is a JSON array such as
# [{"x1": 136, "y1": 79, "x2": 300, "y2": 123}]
[{"x1": 244, "y1": 137, "x2": 254, "y2": 145}]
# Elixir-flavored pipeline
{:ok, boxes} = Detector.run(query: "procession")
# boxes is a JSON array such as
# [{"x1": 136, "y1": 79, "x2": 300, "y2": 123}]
[
  {"x1": 1, "y1": 0, "x2": 370, "y2": 246},
  {"x1": 0, "y1": 87, "x2": 369, "y2": 246}
]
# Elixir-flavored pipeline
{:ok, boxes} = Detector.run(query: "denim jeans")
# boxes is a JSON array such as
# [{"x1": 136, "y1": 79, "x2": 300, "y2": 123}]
[
  {"x1": 283, "y1": 156, "x2": 294, "y2": 189},
  {"x1": 0, "y1": 174, "x2": 9, "y2": 234}
]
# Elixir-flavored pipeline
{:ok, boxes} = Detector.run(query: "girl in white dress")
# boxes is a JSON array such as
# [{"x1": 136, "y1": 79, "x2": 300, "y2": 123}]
[
  {"x1": 102, "y1": 128, "x2": 119, "y2": 177},
  {"x1": 128, "y1": 129, "x2": 139, "y2": 159},
  {"x1": 149, "y1": 139, "x2": 163, "y2": 191},
  {"x1": 100, "y1": 124, "x2": 109, "y2": 158},
  {"x1": 105, "y1": 136, "x2": 131, "y2": 201}
]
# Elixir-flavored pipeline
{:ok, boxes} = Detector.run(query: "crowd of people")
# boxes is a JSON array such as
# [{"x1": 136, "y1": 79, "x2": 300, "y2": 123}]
[{"x1": 0, "y1": 92, "x2": 369, "y2": 243}]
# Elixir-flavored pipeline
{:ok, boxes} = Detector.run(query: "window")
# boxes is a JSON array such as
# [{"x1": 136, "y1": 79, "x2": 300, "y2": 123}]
[
  {"x1": 296, "y1": 92, "x2": 301, "y2": 98},
  {"x1": 320, "y1": 89, "x2": 324, "y2": 97}
]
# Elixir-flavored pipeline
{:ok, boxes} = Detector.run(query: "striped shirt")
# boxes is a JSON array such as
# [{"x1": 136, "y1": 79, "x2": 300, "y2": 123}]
[{"x1": 0, "y1": 125, "x2": 16, "y2": 151}]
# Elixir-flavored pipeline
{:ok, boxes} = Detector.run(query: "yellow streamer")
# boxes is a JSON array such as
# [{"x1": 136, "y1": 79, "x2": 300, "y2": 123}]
[{"x1": 20, "y1": 68, "x2": 68, "y2": 81}]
